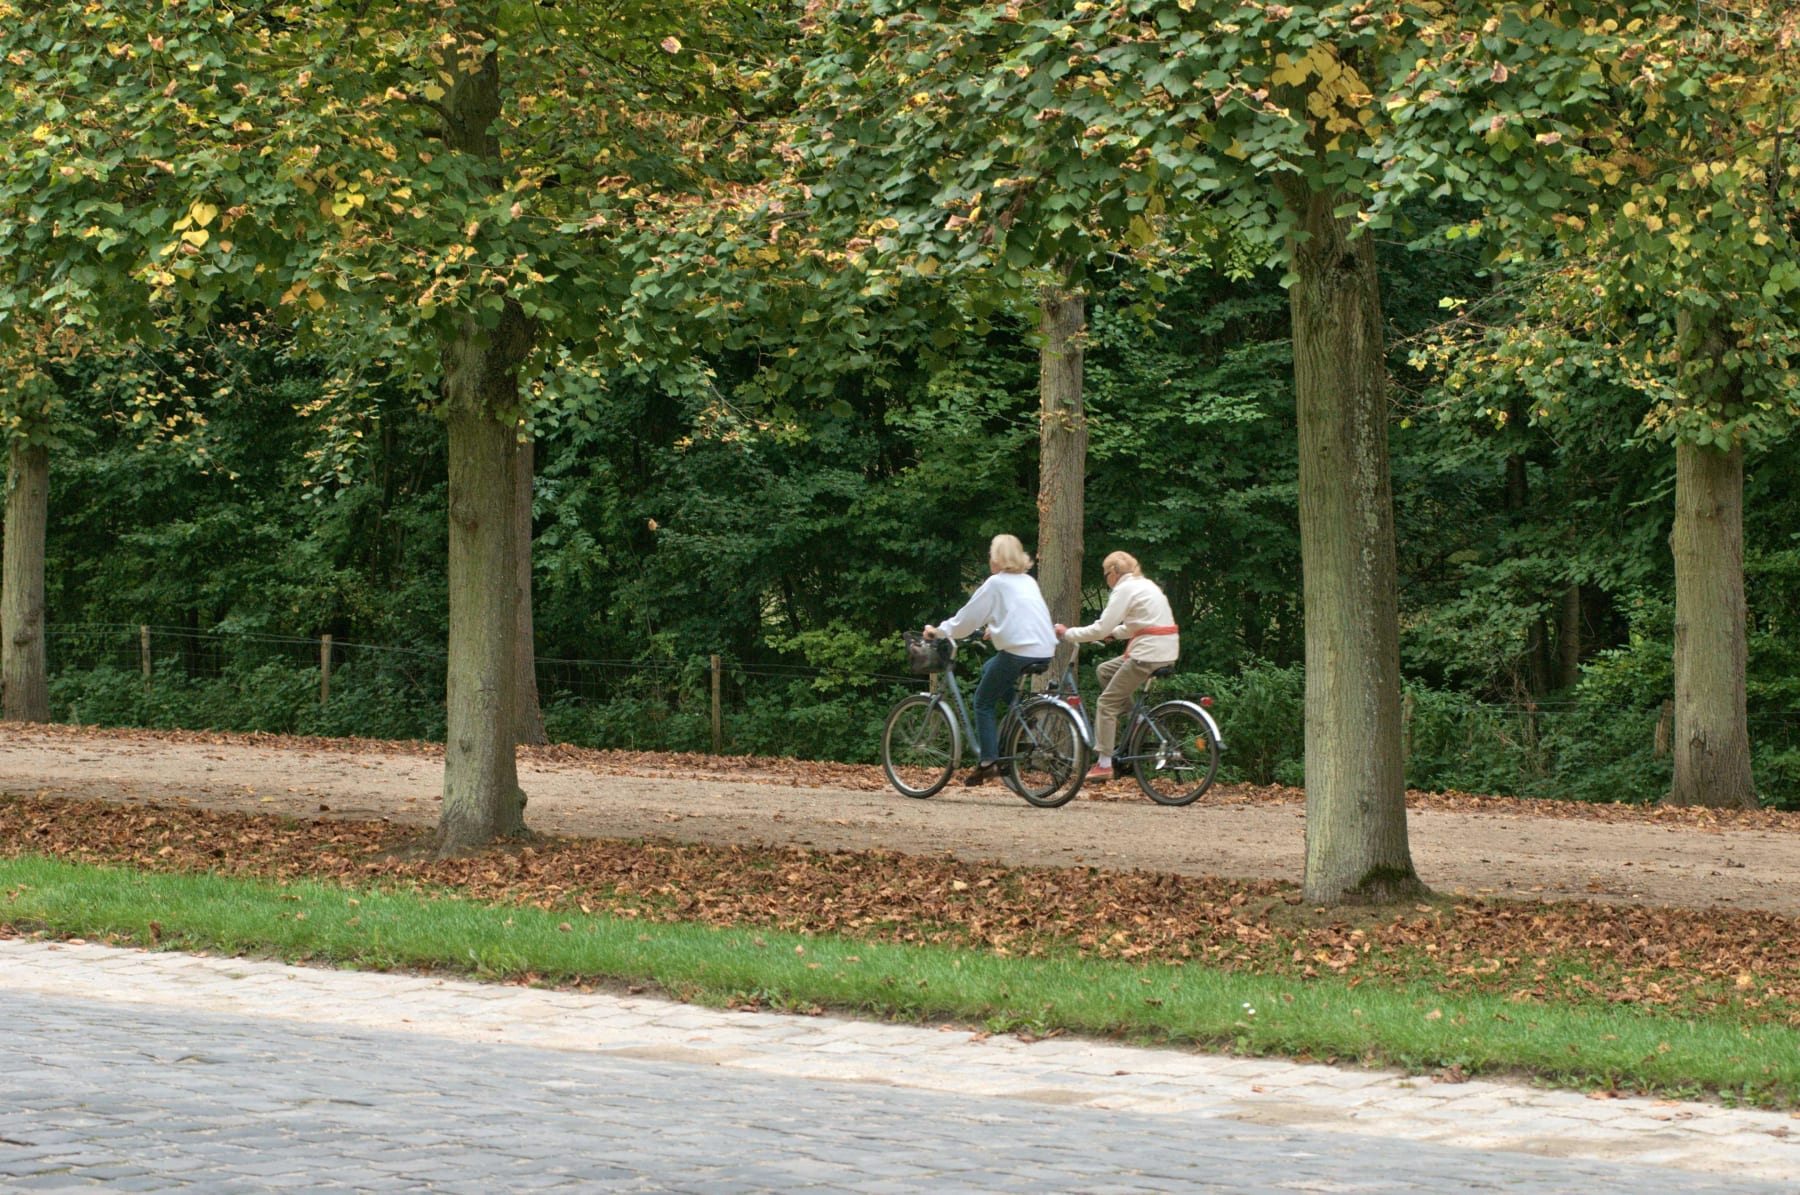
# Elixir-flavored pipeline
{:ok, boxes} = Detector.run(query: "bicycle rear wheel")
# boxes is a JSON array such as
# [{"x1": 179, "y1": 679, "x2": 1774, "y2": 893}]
[
  {"x1": 881, "y1": 695, "x2": 958, "y2": 798},
  {"x1": 1003, "y1": 700, "x2": 1088, "y2": 809},
  {"x1": 1127, "y1": 700, "x2": 1220, "y2": 806}
]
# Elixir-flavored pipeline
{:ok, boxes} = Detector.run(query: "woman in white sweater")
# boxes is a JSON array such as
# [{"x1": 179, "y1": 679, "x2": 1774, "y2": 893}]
[
  {"x1": 1054, "y1": 551, "x2": 1179, "y2": 782},
  {"x1": 924, "y1": 534, "x2": 1058, "y2": 786}
]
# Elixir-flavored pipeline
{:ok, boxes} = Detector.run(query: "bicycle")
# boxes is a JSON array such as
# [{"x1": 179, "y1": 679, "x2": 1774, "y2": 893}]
[
  {"x1": 1047, "y1": 646, "x2": 1224, "y2": 806},
  {"x1": 881, "y1": 633, "x2": 1090, "y2": 808}
]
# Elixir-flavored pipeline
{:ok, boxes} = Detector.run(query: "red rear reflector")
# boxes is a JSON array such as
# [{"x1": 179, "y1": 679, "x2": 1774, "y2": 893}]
[{"x1": 1199, "y1": 696, "x2": 1214, "y2": 708}]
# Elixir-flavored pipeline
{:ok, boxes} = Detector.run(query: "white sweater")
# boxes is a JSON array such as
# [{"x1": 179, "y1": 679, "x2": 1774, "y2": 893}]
[
  {"x1": 1061, "y1": 574, "x2": 1179, "y2": 663},
  {"x1": 934, "y1": 572, "x2": 1058, "y2": 657}
]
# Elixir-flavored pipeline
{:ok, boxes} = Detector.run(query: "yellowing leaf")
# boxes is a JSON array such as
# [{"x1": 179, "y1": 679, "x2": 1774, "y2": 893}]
[
  {"x1": 1273, "y1": 46, "x2": 1334, "y2": 89},
  {"x1": 189, "y1": 201, "x2": 219, "y2": 228},
  {"x1": 423, "y1": 82, "x2": 446, "y2": 102},
  {"x1": 180, "y1": 229, "x2": 209, "y2": 248}
]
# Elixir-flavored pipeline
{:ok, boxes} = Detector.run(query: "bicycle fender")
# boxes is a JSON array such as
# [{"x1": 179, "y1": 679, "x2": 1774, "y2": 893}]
[
  {"x1": 1047, "y1": 696, "x2": 1095, "y2": 750},
  {"x1": 1159, "y1": 699, "x2": 1225, "y2": 752}
]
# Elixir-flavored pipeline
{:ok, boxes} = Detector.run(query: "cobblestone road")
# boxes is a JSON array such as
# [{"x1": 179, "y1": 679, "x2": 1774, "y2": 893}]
[{"x1": 5, "y1": 941, "x2": 1797, "y2": 1193}]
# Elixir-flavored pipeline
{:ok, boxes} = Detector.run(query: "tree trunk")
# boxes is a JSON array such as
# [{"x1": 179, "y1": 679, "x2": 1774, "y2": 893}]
[
  {"x1": 513, "y1": 436, "x2": 546, "y2": 746},
  {"x1": 1503, "y1": 399, "x2": 1552, "y2": 699},
  {"x1": 439, "y1": 316, "x2": 530, "y2": 850},
  {"x1": 2, "y1": 440, "x2": 50, "y2": 722},
  {"x1": 434, "y1": 23, "x2": 535, "y2": 850},
  {"x1": 1286, "y1": 187, "x2": 1423, "y2": 904},
  {"x1": 1036, "y1": 284, "x2": 1086, "y2": 684},
  {"x1": 1557, "y1": 582, "x2": 1582, "y2": 690},
  {"x1": 1667, "y1": 440, "x2": 1755, "y2": 808}
]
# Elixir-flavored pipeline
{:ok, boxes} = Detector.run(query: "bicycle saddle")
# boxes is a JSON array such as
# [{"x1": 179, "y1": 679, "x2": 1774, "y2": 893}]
[
  {"x1": 1020, "y1": 660, "x2": 1050, "y2": 676},
  {"x1": 1149, "y1": 665, "x2": 1177, "y2": 678}
]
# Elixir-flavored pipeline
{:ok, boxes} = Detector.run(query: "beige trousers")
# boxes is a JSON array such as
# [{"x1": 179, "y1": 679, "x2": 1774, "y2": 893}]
[{"x1": 1094, "y1": 654, "x2": 1162, "y2": 757}]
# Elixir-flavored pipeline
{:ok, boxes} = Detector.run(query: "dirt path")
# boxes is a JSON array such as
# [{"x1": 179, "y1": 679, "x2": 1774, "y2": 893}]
[{"x1": 2, "y1": 725, "x2": 1796, "y2": 917}]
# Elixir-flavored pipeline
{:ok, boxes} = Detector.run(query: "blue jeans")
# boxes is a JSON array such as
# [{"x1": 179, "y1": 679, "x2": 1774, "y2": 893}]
[{"x1": 972, "y1": 650, "x2": 1052, "y2": 764}]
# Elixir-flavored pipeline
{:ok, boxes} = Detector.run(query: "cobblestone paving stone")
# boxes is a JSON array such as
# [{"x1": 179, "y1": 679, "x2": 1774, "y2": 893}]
[{"x1": 4, "y1": 941, "x2": 1798, "y2": 1193}]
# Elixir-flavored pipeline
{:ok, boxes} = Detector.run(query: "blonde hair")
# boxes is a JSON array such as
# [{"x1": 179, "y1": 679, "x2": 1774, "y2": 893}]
[
  {"x1": 989, "y1": 534, "x2": 1033, "y2": 574},
  {"x1": 1102, "y1": 551, "x2": 1141, "y2": 580}
]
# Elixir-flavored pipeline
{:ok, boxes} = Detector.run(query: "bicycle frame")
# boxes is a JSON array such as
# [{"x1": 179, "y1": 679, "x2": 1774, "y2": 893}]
[
  {"x1": 1051, "y1": 645, "x2": 1226, "y2": 755},
  {"x1": 929, "y1": 641, "x2": 1088, "y2": 767},
  {"x1": 931, "y1": 666, "x2": 974, "y2": 768},
  {"x1": 884, "y1": 634, "x2": 1092, "y2": 806}
]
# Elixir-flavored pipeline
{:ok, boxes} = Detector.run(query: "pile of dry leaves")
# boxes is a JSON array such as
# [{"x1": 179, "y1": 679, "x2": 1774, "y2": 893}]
[{"x1": 3, "y1": 792, "x2": 1796, "y2": 1025}]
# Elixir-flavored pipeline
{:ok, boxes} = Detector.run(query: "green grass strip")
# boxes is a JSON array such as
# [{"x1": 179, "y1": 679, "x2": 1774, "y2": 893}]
[{"x1": 3, "y1": 854, "x2": 1795, "y2": 1107}]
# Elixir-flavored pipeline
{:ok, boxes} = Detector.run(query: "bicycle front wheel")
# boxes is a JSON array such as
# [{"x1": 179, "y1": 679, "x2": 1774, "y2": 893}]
[
  {"x1": 1128, "y1": 700, "x2": 1220, "y2": 806},
  {"x1": 881, "y1": 695, "x2": 958, "y2": 798},
  {"x1": 1003, "y1": 700, "x2": 1088, "y2": 809}
]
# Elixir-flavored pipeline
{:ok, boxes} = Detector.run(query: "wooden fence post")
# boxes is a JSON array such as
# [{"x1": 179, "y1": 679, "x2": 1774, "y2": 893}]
[
  {"x1": 1400, "y1": 690, "x2": 1416, "y2": 763},
  {"x1": 1654, "y1": 698, "x2": 1674, "y2": 758},
  {"x1": 140, "y1": 625, "x2": 151, "y2": 690},
  {"x1": 710, "y1": 654, "x2": 723, "y2": 754},
  {"x1": 320, "y1": 633, "x2": 332, "y2": 706}
]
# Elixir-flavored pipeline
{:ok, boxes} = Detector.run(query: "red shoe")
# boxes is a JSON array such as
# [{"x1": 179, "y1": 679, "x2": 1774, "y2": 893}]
[{"x1": 1085, "y1": 763, "x2": 1114, "y2": 783}]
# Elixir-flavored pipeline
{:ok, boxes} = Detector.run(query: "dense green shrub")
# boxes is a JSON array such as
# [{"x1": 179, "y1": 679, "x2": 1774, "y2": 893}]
[
  {"x1": 51, "y1": 660, "x2": 442, "y2": 743},
  {"x1": 46, "y1": 646, "x2": 1794, "y2": 809},
  {"x1": 541, "y1": 694, "x2": 712, "y2": 755},
  {"x1": 1133, "y1": 662, "x2": 1303, "y2": 787}
]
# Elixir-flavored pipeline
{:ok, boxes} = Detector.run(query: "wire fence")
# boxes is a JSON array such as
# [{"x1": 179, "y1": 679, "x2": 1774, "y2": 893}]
[
  {"x1": 36, "y1": 622, "x2": 1800, "y2": 803},
  {"x1": 41, "y1": 623, "x2": 926, "y2": 761}
]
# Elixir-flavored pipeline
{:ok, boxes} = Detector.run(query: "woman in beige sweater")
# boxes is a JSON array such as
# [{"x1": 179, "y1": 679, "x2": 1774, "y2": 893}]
[{"x1": 1054, "y1": 551, "x2": 1179, "y2": 782}]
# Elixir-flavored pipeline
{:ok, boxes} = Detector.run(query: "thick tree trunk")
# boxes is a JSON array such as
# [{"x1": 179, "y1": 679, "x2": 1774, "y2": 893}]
[
  {"x1": 513, "y1": 436, "x2": 546, "y2": 746},
  {"x1": 1036, "y1": 285, "x2": 1086, "y2": 684},
  {"x1": 434, "y1": 25, "x2": 535, "y2": 850},
  {"x1": 2, "y1": 440, "x2": 50, "y2": 722},
  {"x1": 1286, "y1": 188, "x2": 1423, "y2": 905},
  {"x1": 1667, "y1": 440, "x2": 1755, "y2": 808},
  {"x1": 439, "y1": 316, "x2": 530, "y2": 850}
]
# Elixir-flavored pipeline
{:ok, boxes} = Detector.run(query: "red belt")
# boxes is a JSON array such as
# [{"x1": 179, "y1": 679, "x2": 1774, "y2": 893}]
[{"x1": 1126, "y1": 625, "x2": 1179, "y2": 658}]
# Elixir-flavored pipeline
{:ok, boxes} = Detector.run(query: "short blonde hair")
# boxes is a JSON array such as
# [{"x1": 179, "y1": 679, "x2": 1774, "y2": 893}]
[
  {"x1": 1102, "y1": 551, "x2": 1140, "y2": 580},
  {"x1": 989, "y1": 533, "x2": 1033, "y2": 574}
]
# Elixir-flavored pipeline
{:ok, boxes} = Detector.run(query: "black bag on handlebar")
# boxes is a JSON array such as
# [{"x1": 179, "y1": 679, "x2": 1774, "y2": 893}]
[{"x1": 904, "y1": 631, "x2": 952, "y2": 675}]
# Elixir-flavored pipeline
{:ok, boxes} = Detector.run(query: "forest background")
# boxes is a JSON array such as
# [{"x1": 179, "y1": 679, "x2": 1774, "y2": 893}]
[
  {"x1": 32, "y1": 226, "x2": 1800, "y2": 809},
  {"x1": 6, "y1": 1, "x2": 1800, "y2": 814}
]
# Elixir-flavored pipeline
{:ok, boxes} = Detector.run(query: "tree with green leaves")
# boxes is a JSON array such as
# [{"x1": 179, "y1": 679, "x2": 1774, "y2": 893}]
[
  {"x1": 0, "y1": 0, "x2": 231, "y2": 724},
  {"x1": 1388, "y1": 0, "x2": 1800, "y2": 809},
  {"x1": 796, "y1": 1, "x2": 1440, "y2": 902},
  {"x1": 794, "y1": 4, "x2": 1249, "y2": 685},
  {"x1": 1, "y1": 0, "x2": 787, "y2": 848}
]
